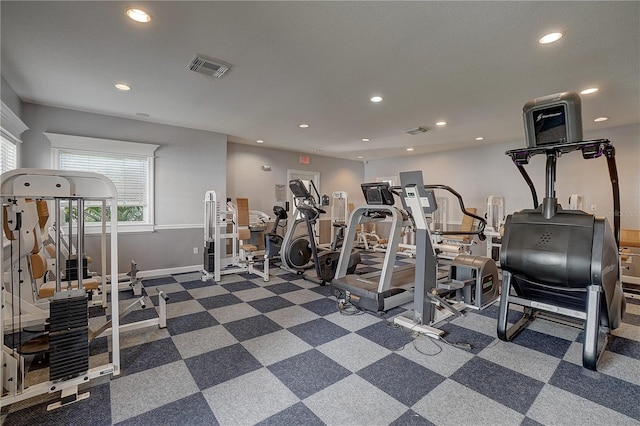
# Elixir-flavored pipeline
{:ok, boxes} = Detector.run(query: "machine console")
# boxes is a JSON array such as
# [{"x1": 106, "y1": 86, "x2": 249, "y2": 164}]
[
  {"x1": 523, "y1": 91, "x2": 582, "y2": 148},
  {"x1": 398, "y1": 171, "x2": 438, "y2": 215},
  {"x1": 289, "y1": 179, "x2": 312, "y2": 200},
  {"x1": 361, "y1": 182, "x2": 395, "y2": 206}
]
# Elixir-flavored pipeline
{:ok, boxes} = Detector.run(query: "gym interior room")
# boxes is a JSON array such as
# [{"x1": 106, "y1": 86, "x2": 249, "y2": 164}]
[{"x1": 1, "y1": 2, "x2": 639, "y2": 425}]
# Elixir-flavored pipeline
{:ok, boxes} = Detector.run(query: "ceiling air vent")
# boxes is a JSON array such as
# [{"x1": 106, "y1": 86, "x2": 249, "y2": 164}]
[
  {"x1": 405, "y1": 126, "x2": 429, "y2": 135},
  {"x1": 189, "y1": 54, "x2": 231, "y2": 78}
]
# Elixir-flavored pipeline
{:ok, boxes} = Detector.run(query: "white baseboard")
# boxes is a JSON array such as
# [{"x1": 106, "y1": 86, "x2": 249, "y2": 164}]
[{"x1": 138, "y1": 264, "x2": 202, "y2": 278}]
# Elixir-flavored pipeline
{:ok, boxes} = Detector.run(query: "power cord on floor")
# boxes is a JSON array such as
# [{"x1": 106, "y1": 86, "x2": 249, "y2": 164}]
[{"x1": 337, "y1": 299, "x2": 364, "y2": 316}]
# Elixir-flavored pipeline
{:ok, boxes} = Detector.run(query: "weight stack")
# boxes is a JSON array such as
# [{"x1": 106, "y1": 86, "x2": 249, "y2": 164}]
[
  {"x1": 204, "y1": 241, "x2": 215, "y2": 273},
  {"x1": 49, "y1": 290, "x2": 89, "y2": 381},
  {"x1": 65, "y1": 257, "x2": 89, "y2": 281}
]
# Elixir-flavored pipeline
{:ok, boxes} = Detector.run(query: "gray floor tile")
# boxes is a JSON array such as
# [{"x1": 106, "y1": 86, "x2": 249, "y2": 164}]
[
  {"x1": 242, "y1": 329, "x2": 312, "y2": 366},
  {"x1": 357, "y1": 353, "x2": 445, "y2": 406},
  {"x1": 185, "y1": 343, "x2": 263, "y2": 390},
  {"x1": 450, "y1": 357, "x2": 544, "y2": 415},
  {"x1": 264, "y1": 305, "x2": 320, "y2": 328},
  {"x1": 268, "y1": 349, "x2": 351, "y2": 399},
  {"x1": 110, "y1": 360, "x2": 200, "y2": 424},
  {"x1": 203, "y1": 367, "x2": 299, "y2": 425},
  {"x1": 115, "y1": 392, "x2": 217, "y2": 426},
  {"x1": 549, "y1": 360, "x2": 640, "y2": 419},
  {"x1": 304, "y1": 374, "x2": 408, "y2": 425},
  {"x1": 527, "y1": 384, "x2": 639, "y2": 426},
  {"x1": 412, "y1": 379, "x2": 525, "y2": 426}
]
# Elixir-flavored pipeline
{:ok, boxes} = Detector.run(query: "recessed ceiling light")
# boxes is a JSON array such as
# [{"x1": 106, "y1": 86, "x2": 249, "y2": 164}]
[
  {"x1": 135, "y1": 112, "x2": 149, "y2": 117},
  {"x1": 538, "y1": 32, "x2": 563, "y2": 44},
  {"x1": 126, "y1": 8, "x2": 151, "y2": 23},
  {"x1": 475, "y1": 137, "x2": 484, "y2": 141},
  {"x1": 314, "y1": 149, "x2": 321, "y2": 152},
  {"x1": 436, "y1": 121, "x2": 447, "y2": 126},
  {"x1": 256, "y1": 140, "x2": 264, "y2": 144},
  {"x1": 362, "y1": 138, "x2": 370, "y2": 142},
  {"x1": 357, "y1": 156, "x2": 364, "y2": 159},
  {"x1": 580, "y1": 87, "x2": 599, "y2": 95},
  {"x1": 594, "y1": 116, "x2": 609, "y2": 122},
  {"x1": 406, "y1": 147, "x2": 414, "y2": 151},
  {"x1": 115, "y1": 83, "x2": 131, "y2": 91},
  {"x1": 299, "y1": 123, "x2": 309, "y2": 128},
  {"x1": 370, "y1": 96, "x2": 383, "y2": 103}
]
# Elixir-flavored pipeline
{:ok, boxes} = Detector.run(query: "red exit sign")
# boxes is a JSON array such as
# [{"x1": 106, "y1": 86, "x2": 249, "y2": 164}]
[{"x1": 299, "y1": 156, "x2": 310, "y2": 165}]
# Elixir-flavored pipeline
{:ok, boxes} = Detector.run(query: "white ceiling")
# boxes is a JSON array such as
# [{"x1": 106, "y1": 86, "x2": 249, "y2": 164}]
[{"x1": 2, "y1": 1, "x2": 639, "y2": 161}]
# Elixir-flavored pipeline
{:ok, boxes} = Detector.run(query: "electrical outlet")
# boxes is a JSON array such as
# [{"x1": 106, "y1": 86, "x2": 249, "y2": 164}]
[
  {"x1": 590, "y1": 204, "x2": 597, "y2": 212},
  {"x1": 193, "y1": 247, "x2": 199, "y2": 254}
]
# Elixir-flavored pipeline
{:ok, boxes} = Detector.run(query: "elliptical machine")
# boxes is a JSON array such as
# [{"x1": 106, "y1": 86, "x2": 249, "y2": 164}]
[
  {"x1": 264, "y1": 206, "x2": 287, "y2": 260},
  {"x1": 281, "y1": 179, "x2": 360, "y2": 285}
]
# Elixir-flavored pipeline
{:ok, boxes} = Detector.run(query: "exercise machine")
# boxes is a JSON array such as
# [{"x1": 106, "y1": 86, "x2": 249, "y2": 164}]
[
  {"x1": 332, "y1": 182, "x2": 416, "y2": 311},
  {"x1": 484, "y1": 195, "x2": 505, "y2": 266},
  {"x1": 280, "y1": 180, "x2": 360, "y2": 284},
  {"x1": 389, "y1": 171, "x2": 498, "y2": 335},
  {"x1": 497, "y1": 92, "x2": 626, "y2": 371},
  {"x1": 1, "y1": 169, "x2": 167, "y2": 410},
  {"x1": 334, "y1": 176, "x2": 498, "y2": 316},
  {"x1": 264, "y1": 205, "x2": 288, "y2": 260},
  {"x1": 330, "y1": 191, "x2": 349, "y2": 251},
  {"x1": 202, "y1": 192, "x2": 269, "y2": 282},
  {"x1": 620, "y1": 229, "x2": 640, "y2": 294}
]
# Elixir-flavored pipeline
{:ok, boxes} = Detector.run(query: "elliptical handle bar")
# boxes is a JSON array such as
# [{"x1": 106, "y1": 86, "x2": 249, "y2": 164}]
[
  {"x1": 391, "y1": 184, "x2": 487, "y2": 240},
  {"x1": 505, "y1": 139, "x2": 620, "y2": 247},
  {"x1": 426, "y1": 184, "x2": 487, "y2": 240}
]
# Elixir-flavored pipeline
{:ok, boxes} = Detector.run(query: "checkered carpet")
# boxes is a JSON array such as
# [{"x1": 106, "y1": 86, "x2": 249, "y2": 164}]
[{"x1": 2, "y1": 252, "x2": 640, "y2": 425}]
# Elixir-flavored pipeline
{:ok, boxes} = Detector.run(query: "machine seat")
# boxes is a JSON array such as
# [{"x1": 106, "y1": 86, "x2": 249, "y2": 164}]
[{"x1": 38, "y1": 278, "x2": 99, "y2": 299}]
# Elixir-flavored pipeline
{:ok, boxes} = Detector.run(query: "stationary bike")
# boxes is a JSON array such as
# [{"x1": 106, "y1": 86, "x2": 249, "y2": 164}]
[
  {"x1": 281, "y1": 179, "x2": 360, "y2": 285},
  {"x1": 264, "y1": 206, "x2": 287, "y2": 260}
]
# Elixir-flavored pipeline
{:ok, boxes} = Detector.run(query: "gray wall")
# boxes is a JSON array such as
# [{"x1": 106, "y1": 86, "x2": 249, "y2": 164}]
[
  {"x1": 227, "y1": 142, "x2": 365, "y2": 214},
  {"x1": 365, "y1": 124, "x2": 640, "y2": 229},
  {"x1": 20, "y1": 103, "x2": 227, "y2": 273}
]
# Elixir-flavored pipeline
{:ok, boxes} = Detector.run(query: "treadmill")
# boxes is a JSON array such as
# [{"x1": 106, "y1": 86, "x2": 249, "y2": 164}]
[{"x1": 332, "y1": 182, "x2": 415, "y2": 312}]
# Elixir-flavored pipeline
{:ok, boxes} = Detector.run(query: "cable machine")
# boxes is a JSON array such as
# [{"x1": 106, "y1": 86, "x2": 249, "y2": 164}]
[{"x1": 2, "y1": 169, "x2": 119, "y2": 408}]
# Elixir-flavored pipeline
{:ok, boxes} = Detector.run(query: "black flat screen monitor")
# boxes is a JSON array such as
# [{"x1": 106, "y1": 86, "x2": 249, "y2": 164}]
[
  {"x1": 289, "y1": 179, "x2": 311, "y2": 199},
  {"x1": 361, "y1": 182, "x2": 395, "y2": 206}
]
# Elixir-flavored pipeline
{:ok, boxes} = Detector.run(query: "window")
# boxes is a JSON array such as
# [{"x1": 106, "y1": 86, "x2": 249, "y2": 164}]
[
  {"x1": 0, "y1": 132, "x2": 17, "y2": 174},
  {"x1": 47, "y1": 133, "x2": 159, "y2": 232},
  {"x1": 1, "y1": 101, "x2": 27, "y2": 174}
]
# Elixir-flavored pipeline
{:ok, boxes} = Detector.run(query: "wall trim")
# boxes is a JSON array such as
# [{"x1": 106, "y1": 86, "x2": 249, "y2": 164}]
[
  {"x1": 154, "y1": 224, "x2": 203, "y2": 230},
  {"x1": 1, "y1": 100, "x2": 28, "y2": 140}
]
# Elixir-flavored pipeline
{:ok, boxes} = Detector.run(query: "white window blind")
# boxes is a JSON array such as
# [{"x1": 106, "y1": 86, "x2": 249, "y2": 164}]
[
  {"x1": 46, "y1": 132, "x2": 158, "y2": 230},
  {"x1": 58, "y1": 150, "x2": 148, "y2": 207},
  {"x1": 1, "y1": 101, "x2": 27, "y2": 174},
  {"x1": 0, "y1": 132, "x2": 18, "y2": 174}
]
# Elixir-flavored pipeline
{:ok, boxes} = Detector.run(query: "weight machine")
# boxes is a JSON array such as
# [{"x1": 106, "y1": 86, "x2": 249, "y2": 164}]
[
  {"x1": 330, "y1": 191, "x2": 349, "y2": 251},
  {"x1": 484, "y1": 195, "x2": 505, "y2": 266},
  {"x1": 1, "y1": 169, "x2": 167, "y2": 410},
  {"x1": 202, "y1": 191, "x2": 269, "y2": 282}
]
